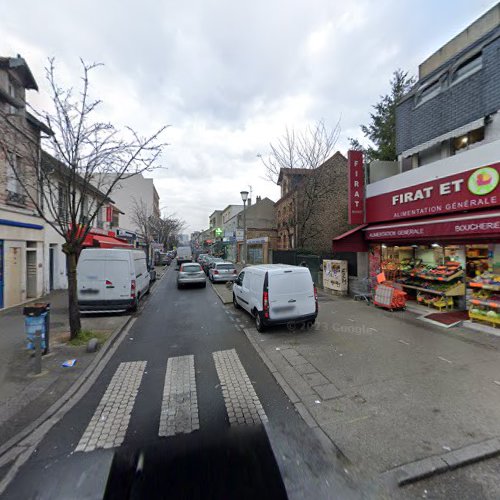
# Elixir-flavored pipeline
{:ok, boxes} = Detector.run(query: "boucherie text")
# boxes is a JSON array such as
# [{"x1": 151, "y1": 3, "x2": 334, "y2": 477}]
[{"x1": 392, "y1": 179, "x2": 464, "y2": 205}]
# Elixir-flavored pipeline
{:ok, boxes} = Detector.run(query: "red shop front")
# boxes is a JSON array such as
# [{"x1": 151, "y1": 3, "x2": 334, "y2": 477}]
[
  {"x1": 80, "y1": 227, "x2": 133, "y2": 249},
  {"x1": 360, "y1": 159, "x2": 500, "y2": 320}
]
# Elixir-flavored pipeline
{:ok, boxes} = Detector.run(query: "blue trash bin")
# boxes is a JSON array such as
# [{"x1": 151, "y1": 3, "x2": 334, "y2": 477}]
[{"x1": 24, "y1": 303, "x2": 50, "y2": 355}]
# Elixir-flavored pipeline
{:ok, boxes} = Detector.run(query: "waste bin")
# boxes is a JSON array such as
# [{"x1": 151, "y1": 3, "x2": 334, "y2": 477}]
[{"x1": 23, "y1": 303, "x2": 50, "y2": 355}]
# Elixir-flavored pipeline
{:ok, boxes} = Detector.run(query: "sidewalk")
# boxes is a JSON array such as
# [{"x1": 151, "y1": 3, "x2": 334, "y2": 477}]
[
  {"x1": 0, "y1": 288, "x2": 130, "y2": 447},
  {"x1": 236, "y1": 293, "x2": 500, "y2": 486}
]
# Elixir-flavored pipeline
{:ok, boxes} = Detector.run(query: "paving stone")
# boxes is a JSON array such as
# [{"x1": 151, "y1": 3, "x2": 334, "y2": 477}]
[
  {"x1": 294, "y1": 363, "x2": 318, "y2": 375},
  {"x1": 303, "y1": 372, "x2": 330, "y2": 387},
  {"x1": 313, "y1": 383, "x2": 342, "y2": 400}
]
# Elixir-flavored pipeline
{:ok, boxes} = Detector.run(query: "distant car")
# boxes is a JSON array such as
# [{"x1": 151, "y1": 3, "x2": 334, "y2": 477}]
[
  {"x1": 204, "y1": 257, "x2": 224, "y2": 275},
  {"x1": 177, "y1": 262, "x2": 206, "y2": 289},
  {"x1": 197, "y1": 253, "x2": 210, "y2": 264},
  {"x1": 209, "y1": 262, "x2": 238, "y2": 283}
]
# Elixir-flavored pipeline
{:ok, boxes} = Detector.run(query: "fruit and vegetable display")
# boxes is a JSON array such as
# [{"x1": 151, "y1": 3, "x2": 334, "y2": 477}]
[{"x1": 469, "y1": 272, "x2": 500, "y2": 326}]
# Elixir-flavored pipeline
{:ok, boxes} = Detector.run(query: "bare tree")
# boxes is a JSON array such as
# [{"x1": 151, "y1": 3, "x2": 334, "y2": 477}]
[
  {"x1": 154, "y1": 214, "x2": 185, "y2": 249},
  {"x1": 260, "y1": 119, "x2": 341, "y2": 250},
  {"x1": 0, "y1": 59, "x2": 168, "y2": 339}
]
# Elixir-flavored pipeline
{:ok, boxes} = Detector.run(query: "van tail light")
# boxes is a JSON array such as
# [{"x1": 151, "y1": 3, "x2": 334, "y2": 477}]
[
  {"x1": 263, "y1": 291, "x2": 269, "y2": 319},
  {"x1": 314, "y1": 285, "x2": 318, "y2": 313},
  {"x1": 214, "y1": 270, "x2": 219, "y2": 275},
  {"x1": 106, "y1": 280, "x2": 113, "y2": 285},
  {"x1": 131, "y1": 279, "x2": 136, "y2": 299}
]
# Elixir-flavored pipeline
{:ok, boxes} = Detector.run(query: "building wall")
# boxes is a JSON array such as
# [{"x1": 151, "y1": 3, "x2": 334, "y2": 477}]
[
  {"x1": 100, "y1": 174, "x2": 158, "y2": 233},
  {"x1": 396, "y1": 32, "x2": 500, "y2": 154},
  {"x1": 0, "y1": 210, "x2": 44, "y2": 308}
]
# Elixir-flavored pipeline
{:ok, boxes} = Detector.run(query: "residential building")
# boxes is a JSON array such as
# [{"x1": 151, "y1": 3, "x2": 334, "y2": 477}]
[
  {"x1": 221, "y1": 204, "x2": 243, "y2": 232},
  {"x1": 275, "y1": 152, "x2": 351, "y2": 254},
  {"x1": 40, "y1": 151, "x2": 121, "y2": 292},
  {"x1": 0, "y1": 56, "x2": 50, "y2": 308},
  {"x1": 209, "y1": 209, "x2": 223, "y2": 240},
  {"x1": 99, "y1": 173, "x2": 160, "y2": 235},
  {"x1": 396, "y1": 3, "x2": 500, "y2": 171},
  {"x1": 224, "y1": 196, "x2": 277, "y2": 263}
]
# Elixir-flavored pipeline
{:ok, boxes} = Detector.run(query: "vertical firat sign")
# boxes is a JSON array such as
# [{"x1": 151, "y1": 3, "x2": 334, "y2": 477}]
[{"x1": 348, "y1": 150, "x2": 365, "y2": 224}]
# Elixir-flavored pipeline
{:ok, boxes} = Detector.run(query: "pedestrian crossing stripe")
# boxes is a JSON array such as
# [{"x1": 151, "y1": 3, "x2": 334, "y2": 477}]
[
  {"x1": 75, "y1": 352, "x2": 266, "y2": 453},
  {"x1": 75, "y1": 361, "x2": 147, "y2": 453}
]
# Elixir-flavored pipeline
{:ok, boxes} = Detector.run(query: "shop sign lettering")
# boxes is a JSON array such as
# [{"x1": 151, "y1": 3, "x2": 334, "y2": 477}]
[
  {"x1": 348, "y1": 150, "x2": 365, "y2": 224},
  {"x1": 366, "y1": 163, "x2": 500, "y2": 223}
]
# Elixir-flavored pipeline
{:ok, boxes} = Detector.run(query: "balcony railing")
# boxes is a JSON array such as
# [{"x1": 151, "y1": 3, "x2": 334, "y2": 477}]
[{"x1": 6, "y1": 190, "x2": 27, "y2": 206}]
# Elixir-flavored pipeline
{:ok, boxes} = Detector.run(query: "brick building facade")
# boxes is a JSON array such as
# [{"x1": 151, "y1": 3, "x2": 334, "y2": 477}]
[{"x1": 275, "y1": 152, "x2": 352, "y2": 254}]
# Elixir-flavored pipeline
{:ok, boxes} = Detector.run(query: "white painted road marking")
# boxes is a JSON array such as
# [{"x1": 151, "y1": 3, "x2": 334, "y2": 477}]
[
  {"x1": 398, "y1": 340, "x2": 410, "y2": 345},
  {"x1": 213, "y1": 349, "x2": 267, "y2": 425},
  {"x1": 159, "y1": 355, "x2": 199, "y2": 437},
  {"x1": 494, "y1": 380, "x2": 500, "y2": 386},
  {"x1": 75, "y1": 361, "x2": 146, "y2": 452},
  {"x1": 438, "y1": 356, "x2": 453, "y2": 364}
]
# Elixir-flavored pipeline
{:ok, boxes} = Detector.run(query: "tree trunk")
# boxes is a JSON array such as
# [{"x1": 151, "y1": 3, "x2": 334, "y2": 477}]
[{"x1": 65, "y1": 250, "x2": 81, "y2": 340}]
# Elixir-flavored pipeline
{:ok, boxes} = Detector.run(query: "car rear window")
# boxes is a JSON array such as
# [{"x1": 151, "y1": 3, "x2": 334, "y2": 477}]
[
  {"x1": 182, "y1": 264, "x2": 201, "y2": 272},
  {"x1": 269, "y1": 271, "x2": 313, "y2": 293},
  {"x1": 217, "y1": 264, "x2": 235, "y2": 270}
]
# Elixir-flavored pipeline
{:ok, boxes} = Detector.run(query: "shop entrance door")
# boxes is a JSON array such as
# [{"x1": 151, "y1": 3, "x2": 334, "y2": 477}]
[
  {"x1": 26, "y1": 249, "x2": 37, "y2": 298},
  {"x1": 6, "y1": 246, "x2": 22, "y2": 306}
]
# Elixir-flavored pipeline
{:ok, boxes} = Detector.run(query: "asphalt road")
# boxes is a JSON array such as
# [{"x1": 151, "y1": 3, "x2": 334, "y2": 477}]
[{"x1": 2, "y1": 267, "x2": 358, "y2": 499}]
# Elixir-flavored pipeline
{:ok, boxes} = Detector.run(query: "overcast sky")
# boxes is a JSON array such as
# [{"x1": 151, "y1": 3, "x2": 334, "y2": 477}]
[{"x1": 2, "y1": 0, "x2": 497, "y2": 233}]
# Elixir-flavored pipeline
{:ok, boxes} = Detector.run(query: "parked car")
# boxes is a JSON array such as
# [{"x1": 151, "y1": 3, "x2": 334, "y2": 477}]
[
  {"x1": 197, "y1": 253, "x2": 210, "y2": 264},
  {"x1": 209, "y1": 261, "x2": 237, "y2": 283},
  {"x1": 177, "y1": 262, "x2": 207, "y2": 289},
  {"x1": 77, "y1": 248, "x2": 150, "y2": 313},
  {"x1": 232, "y1": 264, "x2": 318, "y2": 332},
  {"x1": 204, "y1": 257, "x2": 224, "y2": 275}
]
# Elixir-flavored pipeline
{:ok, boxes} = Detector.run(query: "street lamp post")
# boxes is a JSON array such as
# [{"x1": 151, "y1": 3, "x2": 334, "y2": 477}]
[{"x1": 240, "y1": 190, "x2": 249, "y2": 264}]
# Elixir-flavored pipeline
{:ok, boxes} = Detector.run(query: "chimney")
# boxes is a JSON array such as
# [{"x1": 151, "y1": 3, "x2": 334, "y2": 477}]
[
  {"x1": 256, "y1": 195, "x2": 261, "y2": 203},
  {"x1": 247, "y1": 198, "x2": 252, "y2": 206}
]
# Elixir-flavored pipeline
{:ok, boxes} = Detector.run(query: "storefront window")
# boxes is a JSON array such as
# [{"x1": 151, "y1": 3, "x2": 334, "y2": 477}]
[{"x1": 374, "y1": 243, "x2": 499, "y2": 320}]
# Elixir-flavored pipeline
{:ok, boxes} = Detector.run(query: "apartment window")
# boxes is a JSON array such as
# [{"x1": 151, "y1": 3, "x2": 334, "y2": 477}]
[
  {"x1": 416, "y1": 80, "x2": 441, "y2": 106},
  {"x1": 452, "y1": 127, "x2": 485, "y2": 153},
  {"x1": 6, "y1": 153, "x2": 22, "y2": 193},
  {"x1": 58, "y1": 182, "x2": 68, "y2": 220},
  {"x1": 452, "y1": 53, "x2": 482, "y2": 85},
  {"x1": 96, "y1": 205, "x2": 103, "y2": 228}
]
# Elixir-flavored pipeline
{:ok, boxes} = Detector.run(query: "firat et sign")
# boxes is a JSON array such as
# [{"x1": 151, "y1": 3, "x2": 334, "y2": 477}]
[
  {"x1": 348, "y1": 150, "x2": 365, "y2": 224},
  {"x1": 366, "y1": 163, "x2": 500, "y2": 223}
]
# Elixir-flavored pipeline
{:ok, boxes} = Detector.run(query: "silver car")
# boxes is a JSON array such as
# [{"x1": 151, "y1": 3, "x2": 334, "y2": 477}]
[
  {"x1": 177, "y1": 262, "x2": 206, "y2": 289},
  {"x1": 209, "y1": 261, "x2": 238, "y2": 283}
]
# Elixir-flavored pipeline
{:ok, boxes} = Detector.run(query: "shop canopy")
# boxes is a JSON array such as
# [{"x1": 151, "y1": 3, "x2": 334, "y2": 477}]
[
  {"x1": 363, "y1": 209, "x2": 500, "y2": 244},
  {"x1": 332, "y1": 225, "x2": 368, "y2": 252},
  {"x1": 82, "y1": 232, "x2": 133, "y2": 249}
]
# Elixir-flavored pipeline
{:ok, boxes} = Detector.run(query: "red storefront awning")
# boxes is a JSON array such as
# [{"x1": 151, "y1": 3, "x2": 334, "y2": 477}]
[
  {"x1": 332, "y1": 225, "x2": 368, "y2": 252},
  {"x1": 92, "y1": 235, "x2": 133, "y2": 248},
  {"x1": 364, "y1": 209, "x2": 500, "y2": 243},
  {"x1": 81, "y1": 232, "x2": 133, "y2": 248}
]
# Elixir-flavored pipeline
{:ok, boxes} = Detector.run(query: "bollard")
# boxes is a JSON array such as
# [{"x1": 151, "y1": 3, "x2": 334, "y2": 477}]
[{"x1": 34, "y1": 329, "x2": 42, "y2": 375}]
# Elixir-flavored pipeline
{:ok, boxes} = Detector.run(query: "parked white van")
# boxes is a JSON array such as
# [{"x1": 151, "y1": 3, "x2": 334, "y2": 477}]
[
  {"x1": 232, "y1": 264, "x2": 318, "y2": 332},
  {"x1": 77, "y1": 249, "x2": 150, "y2": 313}
]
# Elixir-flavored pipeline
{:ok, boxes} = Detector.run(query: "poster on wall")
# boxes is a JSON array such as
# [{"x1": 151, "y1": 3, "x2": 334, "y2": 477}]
[{"x1": 323, "y1": 260, "x2": 348, "y2": 293}]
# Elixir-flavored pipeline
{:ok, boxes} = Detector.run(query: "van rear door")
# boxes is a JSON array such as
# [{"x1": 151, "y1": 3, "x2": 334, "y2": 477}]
[
  {"x1": 78, "y1": 258, "x2": 106, "y2": 301},
  {"x1": 104, "y1": 257, "x2": 132, "y2": 301},
  {"x1": 268, "y1": 269, "x2": 315, "y2": 320}
]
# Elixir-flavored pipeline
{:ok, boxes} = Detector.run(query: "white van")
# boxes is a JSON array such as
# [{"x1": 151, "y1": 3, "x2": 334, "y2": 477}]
[
  {"x1": 77, "y1": 249, "x2": 150, "y2": 313},
  {"x1": 176, "y1": 246, "x2": 192, "y2": 266},
  {"x1": 232, "y1": 264, "x2": 318, "y2": 332}
]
